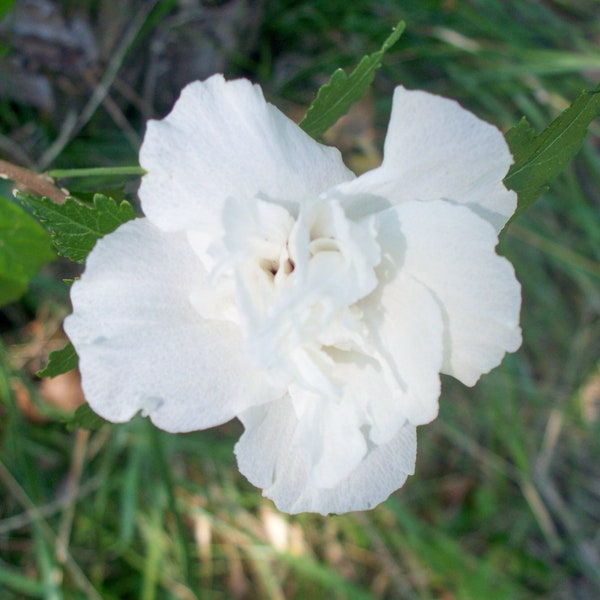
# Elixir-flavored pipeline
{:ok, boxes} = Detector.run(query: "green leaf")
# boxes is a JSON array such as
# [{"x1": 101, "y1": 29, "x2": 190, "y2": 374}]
[
  {"x1": 299, "y1": 21, "x2": 405, "y2": 139},
  {"x1": 504, "y1": 84, "x2": 600, "y2": 223},
  {"x1": 0, "y1": 0, "x2": 16, "y2": 20},
  {"x1": 66, "y1": 403, "x2": 109, "y2": 432},
  {"x1": 0, "y1": 196, "x2": 55, "y2": 307},
  {"x1": 70, "y1": 185, "x2": 127, "y2": 205},
  {"x1": 37, "y1": 342, "x2": 78, "y2": 378},
  {"x1": 17, "y1": 192, "x2": 137, "y2": 263}
]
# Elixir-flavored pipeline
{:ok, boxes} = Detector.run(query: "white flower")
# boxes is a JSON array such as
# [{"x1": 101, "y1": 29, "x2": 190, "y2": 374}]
[{"x1": 64, "y1": 75, "x2": 522, "y2": 515}]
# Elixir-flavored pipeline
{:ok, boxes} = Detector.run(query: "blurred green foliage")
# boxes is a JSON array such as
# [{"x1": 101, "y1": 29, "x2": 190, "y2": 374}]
[{"x1": 0, "y1": 196, "x2": 54, "y2": 307}]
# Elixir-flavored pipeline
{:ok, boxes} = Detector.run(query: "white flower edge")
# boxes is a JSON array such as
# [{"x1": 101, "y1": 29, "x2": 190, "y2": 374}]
[
  {"x1": 64, "y1": 218, "x2": 280, "y2": 431},
  {"x1": 370, "y1": 200, "x2": 522, "y2": 386},
  {"x1": 235, "y1": 398, "x2": 417, "y2": 515},
  {"x1": 332, "y1": 86, "x2": 517, "y2": 232},
  {"x1": 138, "y1": 74, "x2": 355, "y2": 234}
]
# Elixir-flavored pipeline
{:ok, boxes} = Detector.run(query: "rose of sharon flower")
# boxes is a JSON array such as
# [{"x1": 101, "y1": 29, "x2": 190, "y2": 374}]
[{"x1": 65, "y1": 75, "x2": 521, "y2": 514}]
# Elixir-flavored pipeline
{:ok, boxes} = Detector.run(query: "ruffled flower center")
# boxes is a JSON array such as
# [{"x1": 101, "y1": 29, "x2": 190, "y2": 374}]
[{"x1": 193, "y1": 195, "x2": 382, "y2": 400}]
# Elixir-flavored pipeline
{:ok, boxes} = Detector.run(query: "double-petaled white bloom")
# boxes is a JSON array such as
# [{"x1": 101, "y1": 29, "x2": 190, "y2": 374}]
[{"x1": 65, "y1": 75, "x2": 521, "y2": 514}]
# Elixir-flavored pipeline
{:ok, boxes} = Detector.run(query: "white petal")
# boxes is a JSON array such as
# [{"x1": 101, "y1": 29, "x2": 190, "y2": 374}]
[
  {"x1": 289, "y1": 391, "x2": 367, "y2": 489},
  {"x1": 64, "y1": 218, "x2": 279, "y2": 431},
  {"x1": 235, "y1": 397, "x2": 416, "y2": 515},
  {"x1": 331, "y1": 86, "x2": 516, "y2": 230},
  {"x1": 360, "y1": 269, "x2": 444, "y2": 428},
  {"x1": 388, "y1": 200, "x2": 522, "y2": 386},
  {"x1": 138, "y1": 75, "x2": 354, "y2": 232}
]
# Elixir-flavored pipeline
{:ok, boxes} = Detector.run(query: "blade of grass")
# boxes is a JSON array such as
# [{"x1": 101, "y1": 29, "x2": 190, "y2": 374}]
[
  {"x1": 112, "y1": 433, "x2": 144, "y2": 552},
  {"x1": 36, "y1": 0, "x2": 162, "y2": 170},
  {"x1": 0, "y1": 564, "x2": 46, "y2": 597},
  {"x1": 149, "y1": 424, "x2": 196, "y2": 594},
  {"x1": 389, "y1": 498, "x2": 528, "y2": 599},
  {"x1": 140, "y1": 508, "x2": 165, "y2": 600},
  {"x1": 508, "y1": 224, "x2": 600, "y2": 280},
  {"x1": 56, "y1": 430, "x2": 90, "y2": 565},
  {"x1": 0, "y1": 458, "x2": 103, "y2": 600}
]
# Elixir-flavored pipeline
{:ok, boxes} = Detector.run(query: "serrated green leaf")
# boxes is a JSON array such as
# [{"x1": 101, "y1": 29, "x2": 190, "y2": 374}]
[
  {"x1": 66, "y1": 403, "x2": 109, "y2": 432},
  {"x1": 504, "y1": 84, "x2": 600, "y2": 223},
  {"x1": 17, "y1": 192, "x2": 137, "y2": 263},
  {"x1": 70, "y1": 184, "x2": 127, "y2": 205},
  {"x1": 0, "y1": 195, "x2": 55, "y2": 307},
  {"x1": 37, "y1": 342, "x2": 78, "y2": 378},
  {"x1": 299, "y1": 21, "x2": 405, "y2": 139}
]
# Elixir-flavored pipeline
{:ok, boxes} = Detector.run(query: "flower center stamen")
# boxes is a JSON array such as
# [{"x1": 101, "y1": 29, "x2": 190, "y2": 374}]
[{"x1": 200, "y1": 195, "x2": 382, "y2": 398}]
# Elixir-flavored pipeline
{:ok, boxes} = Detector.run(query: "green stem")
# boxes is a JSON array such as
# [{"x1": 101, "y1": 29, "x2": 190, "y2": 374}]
[{"x1": 47, "y1": 166, "x2": 146, "y2": 179}]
